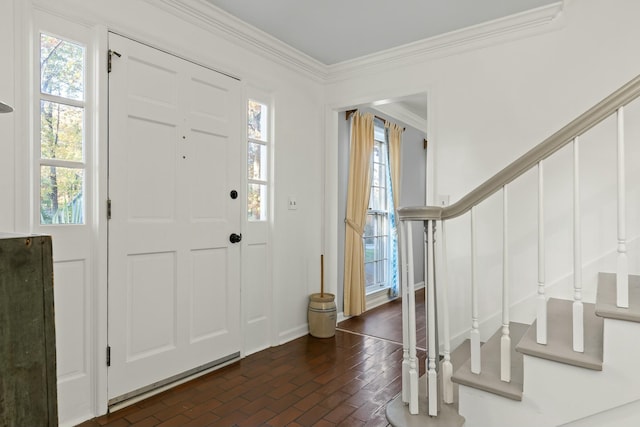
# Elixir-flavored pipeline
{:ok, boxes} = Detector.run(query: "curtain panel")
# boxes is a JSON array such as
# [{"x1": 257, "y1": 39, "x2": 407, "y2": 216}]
[
  {"x1": 343, "y1": 112, "x2": 374, "y2": 316},
  {"x1": 386, "y1": 122, "x2": 403, "y2": 298}
]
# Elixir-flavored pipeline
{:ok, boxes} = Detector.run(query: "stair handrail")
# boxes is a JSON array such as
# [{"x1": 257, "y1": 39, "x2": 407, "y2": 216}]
[{"x1": 398, "y1": 73, "x2": 640, "y2": 221}]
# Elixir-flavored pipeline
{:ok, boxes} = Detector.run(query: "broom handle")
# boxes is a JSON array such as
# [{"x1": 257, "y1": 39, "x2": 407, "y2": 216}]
[{"x1": 321, "y1": 254, "x2": 324, "y2": 297}]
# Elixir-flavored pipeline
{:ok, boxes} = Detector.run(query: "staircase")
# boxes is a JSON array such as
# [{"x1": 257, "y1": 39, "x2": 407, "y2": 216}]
[
  {"x1": 386, "y1": 73, "x2": 640, "y2": 426},
  {"x1": 451, "y1": 275, "x2": 640, "y2": 427}
]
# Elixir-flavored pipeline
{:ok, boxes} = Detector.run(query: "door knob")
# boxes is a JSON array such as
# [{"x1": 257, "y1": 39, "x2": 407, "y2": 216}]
[{"x1": 229, "y1": 233, "x2": 242, "y2": 244}]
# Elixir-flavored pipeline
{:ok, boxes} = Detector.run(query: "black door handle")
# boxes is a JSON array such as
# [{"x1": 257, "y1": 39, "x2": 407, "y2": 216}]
[{"x1": 229, "y1": 233, "x2": 242, "y2": 244}]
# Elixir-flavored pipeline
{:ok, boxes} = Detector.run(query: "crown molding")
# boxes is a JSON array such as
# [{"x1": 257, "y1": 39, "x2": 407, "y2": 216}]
[
  {"x1": 373, "y1": 103, "x2": 428, "y2": 134},
  {"x1": 145, "y1": 1, "x2": 563, "y2": 85},
  {"x1": 149, "y1": 0, "x2": 328, "y2": 82},
  {"x1": 326, "y1": 2, "x2": 565, "y2": 83},
  {"x1": 33, "y1": 0, "x2": 564, "y2": 86}
]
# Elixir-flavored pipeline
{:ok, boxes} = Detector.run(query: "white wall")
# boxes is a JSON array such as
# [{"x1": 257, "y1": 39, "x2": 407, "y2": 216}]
[
  {"x1": 325, "y1": 0, "x2": 640, "y2": 342},
  {"x1": 0, "y1": 0, "x2": 325, "y2": 423}
]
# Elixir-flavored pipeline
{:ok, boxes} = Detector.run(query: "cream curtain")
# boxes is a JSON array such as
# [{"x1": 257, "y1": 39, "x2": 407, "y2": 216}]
[
  {"x1": 386, "y1": 122, "x2": 403, "y2": 210},
  {"x1": 343, "y1": 112, "x2": 374, "y2": 316}
]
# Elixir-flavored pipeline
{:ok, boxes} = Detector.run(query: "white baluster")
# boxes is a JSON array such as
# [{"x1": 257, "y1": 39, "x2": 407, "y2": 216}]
[
  {"x1": 501, "y1": 186, "x2": 511, "y2": 382},
  {"x1": 617, "y1": 107, "x2": 629, "y2": 308},
  {"x1": 537, "y1": 161, "x2": 547, "y2": 345},
  {"x1": 440, "y1": 220, "x2": 454, "y2": 404},
  {"x1": 406, "y1": 221, "x2": 419, "y2": 414},
  {"x1": 426, "y1": 220, "x2": 438, "y2": 416},
  {"x1": 470, "y1": 206, "x2": 481, "y2": 374},
  {"x1": 399, "y1": 221, "x2": 410, "y2": 403},
  {"x1": 573, "y1": 137, "x2": 584, "y2": 353}
]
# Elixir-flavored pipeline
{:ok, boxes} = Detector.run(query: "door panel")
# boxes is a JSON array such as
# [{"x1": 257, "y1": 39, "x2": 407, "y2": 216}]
[
  {"x1": 127, "y1": 117, "x2": 178, "y2": 221},
  {"x1": 190, "y1": 248, "x2": 227, "y2": 342},
  {"x1": 108, "y1": 33, "x2": 241, "y2": 401},
  {"x1": 126, "y1": 252, "x2": 177, "y2": 361}
]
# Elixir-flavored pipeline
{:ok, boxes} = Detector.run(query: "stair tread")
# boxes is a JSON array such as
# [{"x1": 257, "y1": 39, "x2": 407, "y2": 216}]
[
  {"x1": 450, "y1": 338, "x2": 472, "y2": 370},
  {"x1": 595, "y1": 272, "x2": 640, "y2": 323},
  {"x1": 452, "y1": 322, "x2": 529, "y2": 401},
  {"x1": 516, "y1": 298, "x2": 603, "y2": 370}
]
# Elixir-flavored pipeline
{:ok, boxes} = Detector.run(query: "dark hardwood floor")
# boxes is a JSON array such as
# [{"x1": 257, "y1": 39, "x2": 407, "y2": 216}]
[
  {"x1": 336, "y1": 289, "x2": 426, "y2": 350},
  {"x1": 78, "y1": 295, "x2": 425, "y2": 427}
]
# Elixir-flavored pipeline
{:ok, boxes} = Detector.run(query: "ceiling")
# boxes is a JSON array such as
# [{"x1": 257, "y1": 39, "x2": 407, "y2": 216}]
[
  {"x1": 205, "y1": 0, "x2": 558, "y2": 65},
  {"x1": 203, "y1": 0, "x2": 558, "y2": 128}
]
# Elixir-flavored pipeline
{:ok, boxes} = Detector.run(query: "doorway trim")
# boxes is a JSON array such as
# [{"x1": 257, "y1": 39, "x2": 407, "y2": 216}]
[{"x1": 323, "y1": 89, "x2": 436, "y2": 322}]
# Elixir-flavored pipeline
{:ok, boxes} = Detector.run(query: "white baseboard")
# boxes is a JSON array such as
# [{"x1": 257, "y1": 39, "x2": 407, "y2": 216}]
[
  {"x1": 366, "y1": 288, "x2": 395, "y2": 311},
  {"x1": 278, "y1": 324, "x2": 309, "y2": 345},
  {"x1": 59, "y1": 413, "x2": 94, "y2": 427}
]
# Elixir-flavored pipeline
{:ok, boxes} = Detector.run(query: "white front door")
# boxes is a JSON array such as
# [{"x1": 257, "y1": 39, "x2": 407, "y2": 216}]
[{"x1": 107, "y1": 33, "x2": 242, "y2": 402}]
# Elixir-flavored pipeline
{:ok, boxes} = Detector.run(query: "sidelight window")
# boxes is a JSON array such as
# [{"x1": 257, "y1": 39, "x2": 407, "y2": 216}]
[
  {"x1": 247, "y1": 100, "x2": 269, "y2": 221},
  {"x1": 39, "y1": 33, "x2": 86, "y2": 224}
]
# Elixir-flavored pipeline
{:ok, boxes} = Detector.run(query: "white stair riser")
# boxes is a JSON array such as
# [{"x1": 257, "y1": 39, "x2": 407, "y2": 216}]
[
  {"x1": 458, "y1": 386, "x2": 549, "y2": 427},
  {"x1": 458, "y1": 317, "x2": 640, "y2": 426},
  {"x1": 603, "y1": 318, "x2": 640, "y2": 366}
]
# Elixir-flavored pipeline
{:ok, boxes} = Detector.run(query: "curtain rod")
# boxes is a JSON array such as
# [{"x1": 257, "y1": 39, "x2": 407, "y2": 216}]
[{"x1": 345, "y1": 109, "x2": 405, "y2": 131}]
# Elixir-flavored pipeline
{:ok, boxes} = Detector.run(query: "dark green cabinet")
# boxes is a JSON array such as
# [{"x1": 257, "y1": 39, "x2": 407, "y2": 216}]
[{"x1": 0, "y1": 233, "x2": 58, "y2": 426}]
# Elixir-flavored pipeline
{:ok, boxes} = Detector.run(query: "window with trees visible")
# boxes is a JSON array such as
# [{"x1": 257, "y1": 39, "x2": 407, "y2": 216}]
[
  {"x1": 364, "y1": 120, "x2": 394, "y2": 293},
  {"x1": 39, "y1": 33, "x2": 85, "y2": 224},
  {"x1": 247, "y1": 100, "x2": 268, "y2": 221}
]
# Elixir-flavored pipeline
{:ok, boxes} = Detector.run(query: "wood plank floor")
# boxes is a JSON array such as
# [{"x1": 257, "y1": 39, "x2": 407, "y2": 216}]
[
  {"x1": 337, "y1": 289, "x2": 426, "y2": 350},
  {"x1": 78, "y1": 297, "x2": 425, "y2": 427}
]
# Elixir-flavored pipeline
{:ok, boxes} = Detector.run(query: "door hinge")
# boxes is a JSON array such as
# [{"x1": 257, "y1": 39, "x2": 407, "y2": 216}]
[
  {"x1": 107, "y1": 199, "x2": 112, "y2": 220},
  {"x1": 106, "y1": 346, "x2": 111, "y2": 367},
  {"x1": 108, "y1": 49, "x2": 121, "y2": 73}
]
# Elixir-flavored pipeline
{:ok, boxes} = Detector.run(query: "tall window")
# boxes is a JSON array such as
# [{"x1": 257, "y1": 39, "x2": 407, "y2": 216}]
[
  {"x1": 364, "y1": 120, "x2": 394, "y2": 293},
  {"x1": 39, "y1": 33, "x2": 85, "y2": 224},
  {"x1": 247, "y1": 100, "x2": 269, "y2": 221}
]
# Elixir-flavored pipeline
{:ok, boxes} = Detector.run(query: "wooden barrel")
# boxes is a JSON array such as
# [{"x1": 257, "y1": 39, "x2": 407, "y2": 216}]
[{"x1": 308, "y1": 293, "x2": 336, "y2": 338}]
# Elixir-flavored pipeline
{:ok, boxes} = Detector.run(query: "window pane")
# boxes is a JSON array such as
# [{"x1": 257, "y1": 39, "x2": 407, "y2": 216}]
[
  {"x1": 370, "y1": 187, "x2": 387, "y2": 211},
  {"x1": 372, "y1": 163, "x2": 381, "y2": 187},
  {"x1": 374, "y1": 215, "x2": 382, "y2": 236},
  {"x1": 248, "y1": 142, "x2": 268, "y2": 181},
  {"x1": 370, "y1": 188, "x2": 380, "y2": 211},
  {"x1": 377, "y1": 236, "x2": 388, "y2": 260},
  {"x1": 374, "y1": 122, "x2": 385, "y2": 142},
  {"x1": 380, "y1": 163, "x2": 387, "y2": 187},
  {"x1": 40, "y1": 34, "x2": 84, "y2": 101},
  {"x1": 248, "y1": 100, "x2": 268, "y2": 141},
  {"x1": 380, "y1": 214, "x2": 389, "y2": 236},
  {"x1": 376, "y1": 260, "x2": 387, "y2": 284},
  {"x1": 365, "y1": 262, "x2": 375, "y2": 287},
  {"x1": 40, "y1": 166, "x2": 84, "y2": 224},
  {"x1": 248, "y1": 183, "x2": 267, "y2": 221},
  {"x1": 364, "y1": 215, "x2": 374, "y2": 238},
  {"x1": 364, "y1": 238, "x2": 375, "y2": 262},
  {"x1": 40, "y1": 101, "x2": 83, "y2": 161},
  {"x1": 378, "y1": 188, "x2": 387, "y2": 211},
  {"x1": 373, "y1": 144, "x2": 381, "y2": 163}
]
